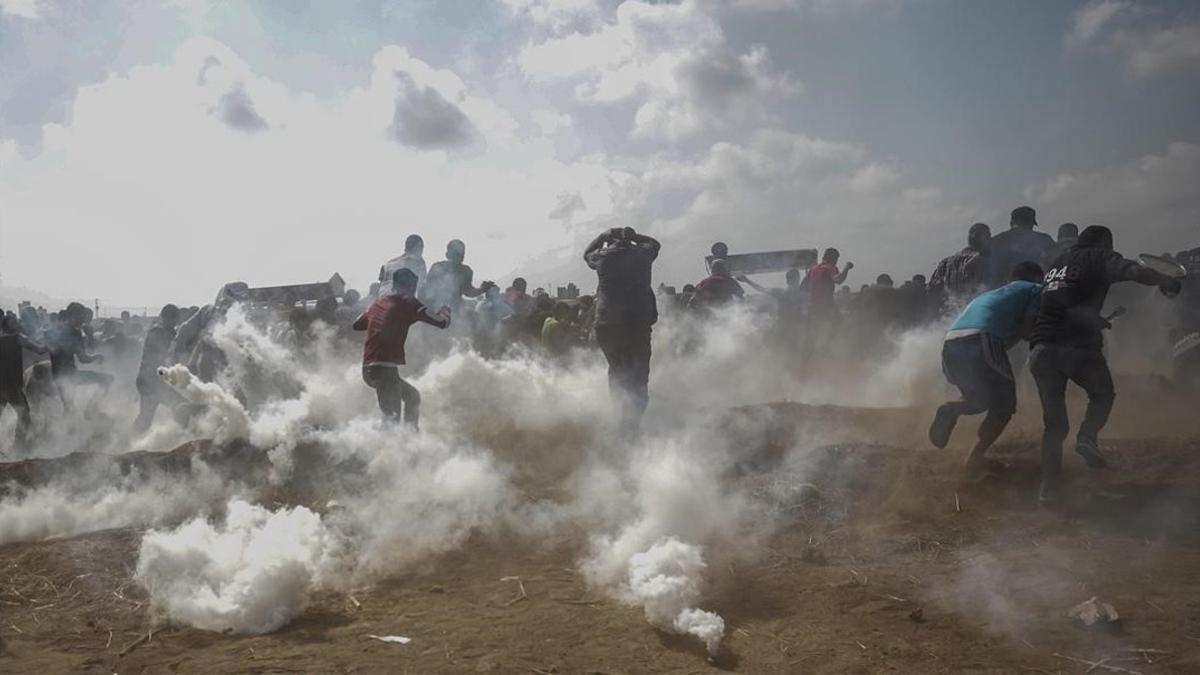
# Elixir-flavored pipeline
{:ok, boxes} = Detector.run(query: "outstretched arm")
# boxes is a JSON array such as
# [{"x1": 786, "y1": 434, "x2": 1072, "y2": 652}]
[
  {"x1": 18, "y1": 334, "x2": 48, "y2": 354},
  {"x1": 736, "y1": 275, "x2": 770, "y2": 295},
  {"x1": 460, "y1": 268, "x2": 487, "y2": 299},
  {"x1": 1105, "y1": 254, "x2": 1182, "y2": 295},
  {"x1": 834, "y1": 262, "x2": 854, "y2": 285},
  {"x1": 417, "y1": 304, "x2": 450, "y2": 329}
]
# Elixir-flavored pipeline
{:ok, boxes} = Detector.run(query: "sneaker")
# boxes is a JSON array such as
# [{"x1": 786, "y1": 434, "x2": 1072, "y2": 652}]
[
  {"x1": 1075, "y1": 437, "x2": 1108, "y2": 469},
  {"x1": 928, "y1": 405, "x2": 958, "y2": 449}
]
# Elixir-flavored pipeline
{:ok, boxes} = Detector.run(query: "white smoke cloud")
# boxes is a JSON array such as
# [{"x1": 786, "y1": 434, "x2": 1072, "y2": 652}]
[
  {"x1": 0, "y1": 459, "x2": 234, "y2": 545},
  {"x1": 2, "y1": 290, "x2": 955, "y2": 649},
  {"x1": 626, "y1": 537, "x2": 724, "y2": 656},
  {"x1": 135, "y1": 499, "x2": 337, "y2": 634}
]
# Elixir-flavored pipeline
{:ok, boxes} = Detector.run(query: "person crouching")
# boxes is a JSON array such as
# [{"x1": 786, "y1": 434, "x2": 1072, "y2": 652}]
[
  {"x1": 929, "y1": 261, "x2": 1046, "y2": 477},
  {"x1": 353, "y1": 268, "x2": 449, "y2": 428}
]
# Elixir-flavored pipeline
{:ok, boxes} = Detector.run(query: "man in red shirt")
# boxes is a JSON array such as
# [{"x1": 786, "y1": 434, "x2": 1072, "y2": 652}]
[
  {"x1": 690, "y1": 259, "x2": 745, "y2": 312},
  {"x1": 353, "y1": 268, "x2": 449, "y2": 427},
  {"x1": 804, "y1": 248, "x2": 854, "y2": 311},
  {"x1": 801, "y1": 248, "x2": 853, "y2": 363}
]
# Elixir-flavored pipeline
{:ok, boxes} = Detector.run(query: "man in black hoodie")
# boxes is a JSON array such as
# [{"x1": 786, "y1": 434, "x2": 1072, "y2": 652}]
[{"x1": 1030, "y1": 225, "x2": 1182, "y2": 504}]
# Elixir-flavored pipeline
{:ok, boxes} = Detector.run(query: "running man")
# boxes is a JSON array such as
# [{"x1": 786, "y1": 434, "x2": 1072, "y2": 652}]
[
  {"x1": 929, "y1": 262, "x2": 1045, "y2": 476},
  {"x1": 1030, "y1": 225, "x2": 1182, "y2": 504},
  {"x1": 354, "y1": 268, "x2": 450, "y2": 427}
]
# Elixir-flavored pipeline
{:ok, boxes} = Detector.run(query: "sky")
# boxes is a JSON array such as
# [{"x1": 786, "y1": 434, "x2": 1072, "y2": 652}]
[{"x1": 1, "y1": 0, "x2": 1198, "y2": 308}]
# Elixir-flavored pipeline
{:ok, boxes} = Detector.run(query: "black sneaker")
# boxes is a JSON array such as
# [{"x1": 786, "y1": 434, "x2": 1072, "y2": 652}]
[
  {"x1": 1075, "y1": 438, "x2": 1108, "y2": 469},
  {"x1": 928, "y1": 405, "x2": 958, "y2": 449}
]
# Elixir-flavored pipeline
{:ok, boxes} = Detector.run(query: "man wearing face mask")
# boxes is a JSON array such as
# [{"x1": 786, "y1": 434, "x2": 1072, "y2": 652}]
[
  {"x1": 421, "y1": 239, "x2": 493, "y2": 314},
  {"x1": 1030, "y1": 225, "x2": 1182, "y2": 504}
]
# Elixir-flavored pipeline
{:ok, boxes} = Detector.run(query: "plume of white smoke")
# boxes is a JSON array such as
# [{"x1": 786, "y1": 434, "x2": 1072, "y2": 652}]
[
  {"x1": 579, "y1": 433, "x2": 762, "y2": 656},
  {"x1": 856, "y1": 320, "x2": 950, "y2": 408},
  {"x1": 7, "y1": 293, "x2": 959, "y2": 645},
  {"x1": 0, "y1": 460, "x2": 233, "y2": 545},
  {"x1": 626, "y1": 537, "x2": 725, "y2": 656},
  {"x1": 159, "y1": 363, "x2": 251, "y2": 443},
  {"x1": 312, "y1": 420, "x2": 525, "y2": 580},
  {"x1": 135, "y1": 499, "x2": 337, "y2": 634}
]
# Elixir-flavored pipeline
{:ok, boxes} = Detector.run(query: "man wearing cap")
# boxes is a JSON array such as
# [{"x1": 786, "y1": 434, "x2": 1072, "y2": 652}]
[
  {"x1": 987, "y1": 206, "x2": 1055, "y2": 289},
  {"x1": 930, "y1": 222, "x2": 991, "y2": 305},
  {"x1": 1030, "y1": 225, "x2": 1182, "y2": 504}
]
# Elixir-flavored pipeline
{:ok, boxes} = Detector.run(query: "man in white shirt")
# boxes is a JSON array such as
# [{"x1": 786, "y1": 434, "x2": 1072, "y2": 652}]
[{"x1": 378, "y1": 234, "x2": 427, "y2": 297}]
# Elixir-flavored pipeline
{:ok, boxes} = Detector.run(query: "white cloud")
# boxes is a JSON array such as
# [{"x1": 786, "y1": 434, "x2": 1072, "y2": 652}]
[
  {"x1": 500, "y1": 0, "x2": 603, "y2": 34},
  {"x1": 1116, "y1": 23, "x2": 1200, "y2": 77},
  {"x1": 0, "y1": 37, "x2": 618, "y2": 306},
  {"x1": 0, "y1": 0, "x2": 40, "y2": 19},
  {"x1": 1064, "y1": 2, "x2": 1200, "y2": 77},
  {"x1": 1033, "y1": 142, "x2": 1200, "y2": 253},
  {"x1": 523, "y1": 128, "x2": 975, "y2": 287},
  {"x1": 515, "y1": 0, "x2": 797, "y2": 141},
  {"x1": 1065, "y1": 0, "x2": 1130, "y2": 50}
]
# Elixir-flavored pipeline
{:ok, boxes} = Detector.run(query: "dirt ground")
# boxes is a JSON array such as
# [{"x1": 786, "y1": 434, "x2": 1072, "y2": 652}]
[{"x1": 2, "y1": 376, "x2": 1199, "y2": 674}]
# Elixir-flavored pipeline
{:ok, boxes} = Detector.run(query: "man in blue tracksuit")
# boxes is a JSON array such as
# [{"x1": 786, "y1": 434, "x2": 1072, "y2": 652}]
[{"x1": 929, "y1": 261, "x2": 1045, "y2": 475}]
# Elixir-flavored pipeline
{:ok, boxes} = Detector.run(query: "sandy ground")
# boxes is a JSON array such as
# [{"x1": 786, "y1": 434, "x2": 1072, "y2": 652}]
[{"x1": 1, "y1": 377, "x2": 1199, "y2": 674}]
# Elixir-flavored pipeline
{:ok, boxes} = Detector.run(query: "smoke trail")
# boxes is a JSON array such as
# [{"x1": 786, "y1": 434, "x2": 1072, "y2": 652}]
[
  {"x1": 2, "y1": 297, "x2": 962, "y2": 648},
  {"x1": 159, "y1": 364, "x2": 251, "y2": 443},
  {"x1": 136, "y1": 499, "x2": 337, "y2": 634},
  {"x1": 626, "y1": 537, "x2": 725, "y2": 656}
]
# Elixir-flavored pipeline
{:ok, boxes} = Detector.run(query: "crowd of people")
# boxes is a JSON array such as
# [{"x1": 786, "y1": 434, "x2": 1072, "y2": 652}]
[{"x1": 3, "y1": 206, "x2": 1199, "y2": 505}]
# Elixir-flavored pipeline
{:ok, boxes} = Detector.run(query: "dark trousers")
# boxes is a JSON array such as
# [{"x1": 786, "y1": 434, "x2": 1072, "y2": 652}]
[
  {"x1": 940, "y1": 333, "x2": 1017, "y2": 440},
  {"x1": 363, "y1": 364, "x2": 421, "y2": 427},
  {"x1": 1030, "y1": 344, "x2": 1115, "y2": 482},
  {"x1": 0, "y1": 388, "x2": 32, "y2": 450},
  {"x1": 595, "y1": 323, "x2": 652, "y2": 432},
  {"x1": 133, "y1": 374, "x2": 187, "y2": 432}
]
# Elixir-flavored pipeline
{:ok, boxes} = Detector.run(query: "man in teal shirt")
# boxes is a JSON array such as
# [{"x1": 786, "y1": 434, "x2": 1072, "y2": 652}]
[{"x1": 929, "y1": 261, "x2": 1044, "y2": 475}]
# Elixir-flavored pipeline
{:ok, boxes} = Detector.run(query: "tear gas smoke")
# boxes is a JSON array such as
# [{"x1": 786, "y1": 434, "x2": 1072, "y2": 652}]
[
  {"x1": 159, "y1": 363, "x2": 251, "y2": 443},
  {"x1": 0, "y1": 460, "x2": 233, "y2": 545},
  {"x1": 625, "y1": 537, "x2": 725, "y2": 656},
  {"x1": 3, "y1": 298, "x2": 956, "y2": 650},
  {"x1": 136, "y1": 499, "x2": 336, "y2": 634}
]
